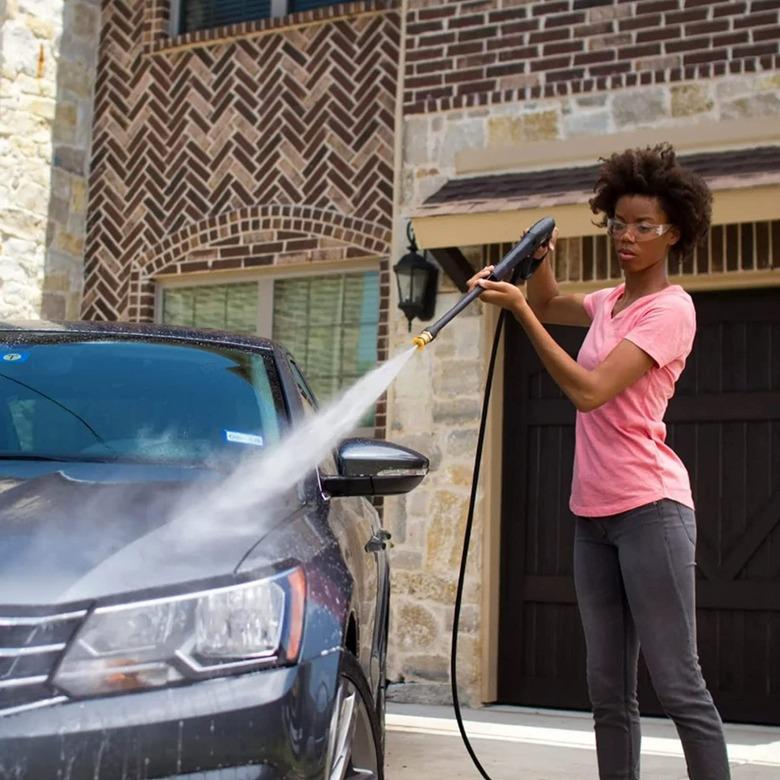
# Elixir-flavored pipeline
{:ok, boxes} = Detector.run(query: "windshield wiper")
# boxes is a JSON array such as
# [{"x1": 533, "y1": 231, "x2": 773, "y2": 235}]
[
  {"x1": 0, "y1": 373, "x2": 115, "y2": 454},
  {"x1": 0, "y1": 453, "x2": 119, "y2": 463}
]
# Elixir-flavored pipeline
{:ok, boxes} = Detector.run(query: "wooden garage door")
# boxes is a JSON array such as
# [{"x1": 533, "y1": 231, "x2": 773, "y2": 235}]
[{"x1": 497, "y1": 287, "x2": 780, "y2": 724}]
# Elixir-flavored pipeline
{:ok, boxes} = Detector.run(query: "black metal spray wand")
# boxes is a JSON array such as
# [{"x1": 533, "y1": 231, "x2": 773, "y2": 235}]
[
  {"x1": 411, "y1": 216, "x2": 556, "y2": 780},
  {"x1": 411, "y1": 216, "x2": 556, "y2": 349}
]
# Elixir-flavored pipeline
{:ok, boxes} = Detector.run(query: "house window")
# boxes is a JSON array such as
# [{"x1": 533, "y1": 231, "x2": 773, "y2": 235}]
[
  {"x1": 161, "y1": 282, "x2": 258, "y2": 333},
  {"x1": 271, "y1": 272, "x2": 379, "y2": 409},
  {"x1": 160, "y1": 270, "x2": 379, "y2": 421},
  {"x1": 178, "y1": 0, "x2": 345, "y2": 34}
]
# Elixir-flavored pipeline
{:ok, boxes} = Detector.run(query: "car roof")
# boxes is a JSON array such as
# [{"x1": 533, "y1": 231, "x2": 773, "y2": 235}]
[{"x1": 0, "y1": 320, "x2": 276, "y2": 352}]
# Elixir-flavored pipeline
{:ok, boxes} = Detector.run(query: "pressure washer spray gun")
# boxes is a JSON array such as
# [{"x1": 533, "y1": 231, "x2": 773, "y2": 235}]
[{"x1": 412, "y1": 216, "x2": 556, "y2": 349}]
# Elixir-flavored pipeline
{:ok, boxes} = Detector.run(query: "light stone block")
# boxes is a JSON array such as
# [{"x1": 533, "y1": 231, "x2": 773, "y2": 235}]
[
  {"x1": 671, "y1": 84, "x2": 714, "y2": 118},
  {"x1": 612, "y1": 89, "x2": 668, "y2": 128}
]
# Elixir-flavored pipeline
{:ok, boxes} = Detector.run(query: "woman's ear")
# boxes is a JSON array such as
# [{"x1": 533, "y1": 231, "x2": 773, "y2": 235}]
[{"x1": 667, "y1": 226, "x2": 680, "y2": 246}]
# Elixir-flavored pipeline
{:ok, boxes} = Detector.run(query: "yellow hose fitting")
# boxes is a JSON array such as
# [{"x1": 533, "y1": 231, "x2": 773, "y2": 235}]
[{"x1": 412, "y1": 330, "x2": 433, "y2": 349}]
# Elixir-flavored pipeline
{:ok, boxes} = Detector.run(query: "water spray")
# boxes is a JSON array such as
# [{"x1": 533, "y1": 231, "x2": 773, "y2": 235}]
[{"x1": 412, "y1": 216, "x2": 555, "y2": 349}]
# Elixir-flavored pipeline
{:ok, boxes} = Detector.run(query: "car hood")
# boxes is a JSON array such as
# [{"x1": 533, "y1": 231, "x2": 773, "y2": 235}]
[{"x1": 0, "y1": 461, "x2": 305, "y2": 606}]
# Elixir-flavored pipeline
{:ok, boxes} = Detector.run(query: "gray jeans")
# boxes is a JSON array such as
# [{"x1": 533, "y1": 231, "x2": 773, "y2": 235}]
[{"x1": 574, "y1": 499, "x2": 730, "y2": 780}]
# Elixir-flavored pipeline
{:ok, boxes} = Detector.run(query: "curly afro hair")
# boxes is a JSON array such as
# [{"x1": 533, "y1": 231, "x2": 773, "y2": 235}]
[{"x1": 589, "y1": 143, "x2": 712, "y2": 263}]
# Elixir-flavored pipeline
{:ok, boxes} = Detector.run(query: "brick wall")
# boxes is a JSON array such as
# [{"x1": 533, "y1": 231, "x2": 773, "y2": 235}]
[
  {"x1": 83, "y1": 0, "x2": 399, "y2": 353},
  {"x1": 404, "y1": 0, "x2": 780, "y2": 114}
]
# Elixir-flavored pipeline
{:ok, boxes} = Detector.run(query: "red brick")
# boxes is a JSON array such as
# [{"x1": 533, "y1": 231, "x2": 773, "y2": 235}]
[
  {"x1": 497, "y1": 46, "x2": 538, "y2": 61},
  {"x1": 408, "y1": 21, "x2": 443, "y2": 36},
  {"x1": 574, "y1": 49, "x2": 615, "y2": 65},
  {"x1": 665, "y1": 36, "x2": 711, "y2": 53},
  {"x1": 417, "y1": 6, "x2": 454, "y2": 21},
  {"x1": 636, "y1": 0, "x2": 678, "y2": 14},
  {"x1": 415, "y1": 58, "x2": 455, "y2": 74},
  {"x1": 487, "y1": 34, "x2": 535, "y2": 51},
  {"x1": 486, "y1": 63, "x2": 523, "y2": 78},
  {"x1": 686, "y1": 20, "x2": 731, "y2": 36},
  {"x1": 530, "y1": 54, "x2": 571, "y2": 71},
  {"x1": 446, "y1": 41, "x2": 483, "y2": 56},
  {"x1": 734, "y1": 11, "x2": 778, "y2": 28},
  {"x1": 544, "y1": 11, "x2": 587, "y2": 28},
  {"x1": 618, "y1": 43, "x2": 662, "y2": 59},
  {"x1": 529, "y1": 27, "x2": 572, "y2": 43},
  {"x1": 751, "y1": 0, "x2": 780, "y2": 10},
  {"x1": 712, "y1": 2, "x2": 748, "y2": 16},
  {"x1": 543, "y1": 40, "x2": 584, "y2": 55},
  {"x1": 444, "y1": 67, "x2": 486, "y2": 84},
  {"x1": 458, "y1": 27, "x2": 493, "y2": 42},
  {"x1": 589, "y1": 61, "x2": 632, "y2": 76},
  {"x1": 503, "y1": 19, "x2": 542, "y2": 34},
  {"x1": 712, "y1": 30, "x2": 750, "y2": 45},
  {"x1": 417, "y1": 32, "x2": 456, "y2": 47},
  {"x1": 406, "y1": 74, "x2": 444, "y2": 89},
  {"x1": 619, "y1": 14, "x2": 662, "y2": 32},
  {"x1": 754, "y1": 25, "x2": 780, "y2": 41},
  {"x1": 532, "y1": 1, "x2": 570, "y2": 15},
  {"x1": 449, "y1": 14, "x2": 488, "y2": 30},
  {"x1": 683, "y1": 48, "x2": 729, "y2": 65},
  {"x1": 573, "y1": 0, "x2": 613, "y2": 7},
  {"x1": 546, "y1": 67, "x2": 585, "y2": 81},
  {"x1": 665, "y1": 8, "x2": 709, "y2": 24},
  {"x1": 636, "y1": 26, "x2": 682, "y2": 43},
  {"x1": 734, "y1": 42, "x2": 779, "y2": 57},
  {"x1": 488, "y1": 8, "x2": 529, "y2": 23},
  {"x1": 456, "y1": 79, "x2": 499, "y2": 95}
]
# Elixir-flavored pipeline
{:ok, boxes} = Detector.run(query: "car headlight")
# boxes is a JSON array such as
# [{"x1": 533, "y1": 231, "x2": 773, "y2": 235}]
[{"x1": 53, "y1": 566, "x2": 305, "y2": 698}]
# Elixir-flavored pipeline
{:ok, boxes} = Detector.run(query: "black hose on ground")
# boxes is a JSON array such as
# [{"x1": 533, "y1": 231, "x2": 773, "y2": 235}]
[{"x1": 450, "y1": 306, "x2": 507, "y2": 780}]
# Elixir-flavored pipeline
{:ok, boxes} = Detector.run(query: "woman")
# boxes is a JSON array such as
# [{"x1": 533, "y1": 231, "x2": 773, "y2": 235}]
[{"x1": 468, "y1": 144, "x2": 730, "y2": 779}]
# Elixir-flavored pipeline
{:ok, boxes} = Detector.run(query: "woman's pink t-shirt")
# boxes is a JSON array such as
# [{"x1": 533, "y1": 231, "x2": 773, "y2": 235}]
[{"x1": 570, "y1": 283, "x2": 696, "y2": 517}]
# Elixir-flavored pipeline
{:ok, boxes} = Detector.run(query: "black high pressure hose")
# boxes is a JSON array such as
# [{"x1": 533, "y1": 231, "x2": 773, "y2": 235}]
[
  {"x1": 410, "y1": 217, "x2": 555, "y2": 778},
  {"x1": 450, "y1": 306, "x2": 506, "y2": 780}
]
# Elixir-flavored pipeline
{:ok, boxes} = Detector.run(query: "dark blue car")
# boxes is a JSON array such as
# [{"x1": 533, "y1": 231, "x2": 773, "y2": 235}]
[{"x1": 0, "y1": 321, "x2": 428, "y2": 779}]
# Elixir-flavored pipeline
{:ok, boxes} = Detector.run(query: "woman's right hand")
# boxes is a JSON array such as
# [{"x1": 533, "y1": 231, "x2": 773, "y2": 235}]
[{"x1": 523, "y1": 225, "x2": 559, "y2": 260}]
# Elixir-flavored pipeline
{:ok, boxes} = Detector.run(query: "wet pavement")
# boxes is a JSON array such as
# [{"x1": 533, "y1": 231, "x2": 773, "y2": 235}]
[{"x1": 385, "y1": 703, "x2": 780, "y2": 779}]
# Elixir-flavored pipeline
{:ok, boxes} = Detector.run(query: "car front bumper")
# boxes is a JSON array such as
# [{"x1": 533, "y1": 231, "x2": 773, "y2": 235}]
[{"x1": 0, "y1": 651, "x2": 341, "y2": 780}]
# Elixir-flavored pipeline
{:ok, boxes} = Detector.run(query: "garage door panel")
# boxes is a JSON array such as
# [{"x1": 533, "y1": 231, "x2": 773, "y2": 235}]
[{"x1": 499, "y1": 288, "x2": 780, "y2": 724}]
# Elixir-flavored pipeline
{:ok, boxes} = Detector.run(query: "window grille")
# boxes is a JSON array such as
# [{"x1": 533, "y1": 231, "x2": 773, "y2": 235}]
[
  {"x1": 486, "y1": 220, "x2": 780, "y2": 284},
  {"x1": 178, "y1": 0, "x2": 345, "y2": 34}
]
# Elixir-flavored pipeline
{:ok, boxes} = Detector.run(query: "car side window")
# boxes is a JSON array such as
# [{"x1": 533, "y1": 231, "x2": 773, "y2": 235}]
[{"x1": 288, "y1": 357, "x2": 338, "y2": 476}]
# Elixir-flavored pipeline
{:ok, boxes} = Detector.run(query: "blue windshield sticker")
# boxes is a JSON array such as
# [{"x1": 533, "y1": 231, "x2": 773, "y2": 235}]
[
  {"x1": 1, "y1": 352, "x2": 29, "y2": 364},
  {"x1": 225, "y1": 430, "x2": 264, "y2": 447}
]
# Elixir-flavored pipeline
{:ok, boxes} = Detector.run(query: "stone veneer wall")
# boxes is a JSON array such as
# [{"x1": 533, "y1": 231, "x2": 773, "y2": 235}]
[
  {"x1": 384, "y1": 64, "x2": 780, "y2": 704},
  {"x1": 0, "y1": 0, "x2": 99, "y2": 320}
]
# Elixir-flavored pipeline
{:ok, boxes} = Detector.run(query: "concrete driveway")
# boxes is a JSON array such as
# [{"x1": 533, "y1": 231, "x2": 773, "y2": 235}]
[{"x1": 385, "y1": 704, "x2": 780, "y2": 779}]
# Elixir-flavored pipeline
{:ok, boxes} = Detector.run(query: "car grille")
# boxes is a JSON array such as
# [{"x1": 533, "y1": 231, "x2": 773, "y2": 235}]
[{"x1": 0, "y1": 605, "x2": 87, "y2": 715}]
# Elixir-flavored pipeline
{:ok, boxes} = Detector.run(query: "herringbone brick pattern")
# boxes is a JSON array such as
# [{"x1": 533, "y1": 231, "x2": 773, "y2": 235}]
[{"x1": 83, "y1": 3, "x2": 399, "y2": 324}]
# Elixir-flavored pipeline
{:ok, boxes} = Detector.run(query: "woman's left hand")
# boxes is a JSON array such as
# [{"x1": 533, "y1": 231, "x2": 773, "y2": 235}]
[
  {"x1": 475, "y1": 277, "x2": 529, "y2": 316},
  {"x1": 466, "y1": 266, "x2": 531, "y2": 316}
]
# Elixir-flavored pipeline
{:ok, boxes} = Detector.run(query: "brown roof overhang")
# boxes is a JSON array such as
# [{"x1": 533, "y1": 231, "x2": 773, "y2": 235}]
[{"x1": 409, "y1": 146, "x2": 780, "y2": 251}]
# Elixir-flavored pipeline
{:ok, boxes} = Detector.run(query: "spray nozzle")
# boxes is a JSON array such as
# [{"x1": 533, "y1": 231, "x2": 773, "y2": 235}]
[
  {"x1": 412, "y1": 216, "x2": 555, "y2": 348},
  {"x1": 412, "y1": 331, "x2": 432, "y2": 349}
]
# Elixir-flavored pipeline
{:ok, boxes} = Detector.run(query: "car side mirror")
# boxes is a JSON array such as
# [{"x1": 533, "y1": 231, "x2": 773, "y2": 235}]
[{"x1": 320, "y1": 438, "x2": 429, "y2": 498}]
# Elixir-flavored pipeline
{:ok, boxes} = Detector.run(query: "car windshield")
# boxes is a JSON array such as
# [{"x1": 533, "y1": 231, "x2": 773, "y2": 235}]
[{"x1": 0, "y1": 337, "x2": 285, "y2": 466}]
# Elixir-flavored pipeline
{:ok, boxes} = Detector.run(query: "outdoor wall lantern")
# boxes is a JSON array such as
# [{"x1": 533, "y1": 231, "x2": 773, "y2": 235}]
[{"x1": 393, "y1": 222, "x2": 438, "y2": 332}]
